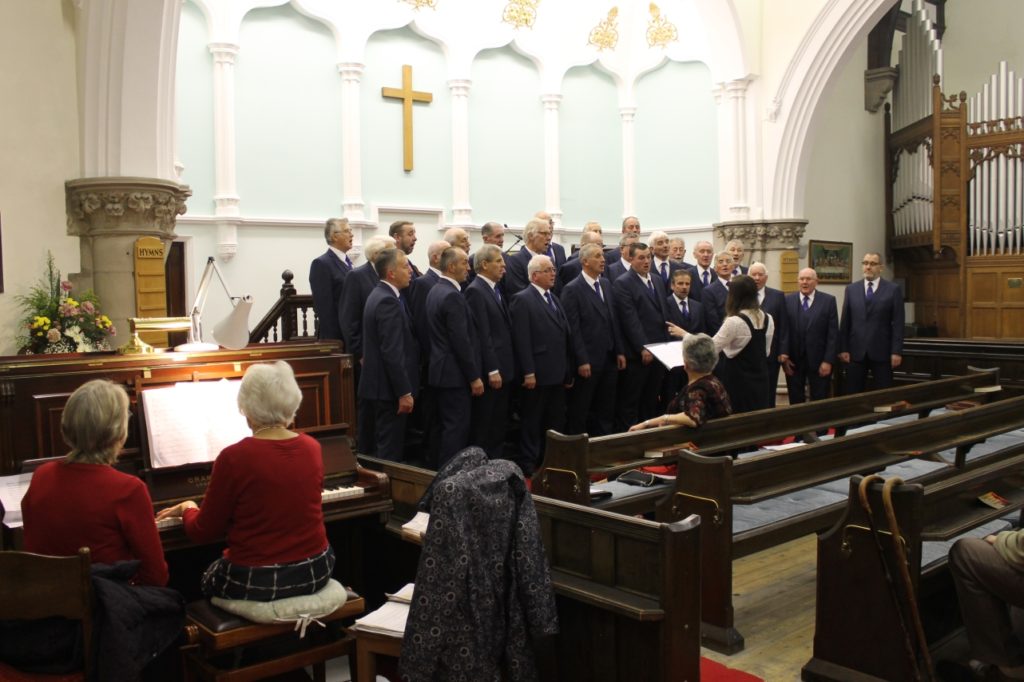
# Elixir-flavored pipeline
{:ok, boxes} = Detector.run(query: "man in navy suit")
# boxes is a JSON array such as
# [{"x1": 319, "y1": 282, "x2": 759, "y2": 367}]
[
  {"x1": 701, "y1": 251, "x2": 734, "y2": 335},
  {"x1": 535, "y1": 210, "x2": 568, "y2": 275},
  {"x1": 426, "y1": 247, "x2": 484, "y2": 466},
  {"x1": 605, "y1": 233, "x2": 639, "y2": 282},
  {"x1": 561, "y1": 243, "x2": 626, "y2": 436},
  {"x1": 663, "y1": 269, "x2": 705, "y2": 401},
  {"x1": 358, "y1": 249, "x2": 419, "y2": 461},
  {"x1": 308, "y1": 217, "x2": 353, "y2": 341},
  {"x1": 613, "y1": 242, "x2": 671, "y2": 430},
  {"x1": 780, "y1": 267, "x2": 839, "y2": 403},
  {"x1": 838, "y1": 252, "x2": 905, "y2": 393},
  {"x1": 465, "y1": 244, "x2": 515, "y2": 458},
  {"x1": 467, "y1": 221, "x2": 507, "y2": 276},
  {"x1": 389, "y1": 220, "x2": 421, "y2": 278},
  {"x1": 689, "y1": 240, "x2": 716, "y2": 302},
  {"x1": 510, "y1": 254, "x2": 572, "y2": 475},
  {"x1": 557, "y1": 230, "x2": 604, "y2": 288},
  {"x1": 442, "y1": 227, "x2": 473, "y2": 288},
  {"x1": 649, "y1": 230, "x2": 687, "y2": 289},
  {"x1": 505, "y1": 218, "x2": 554, "y2": 296},
  {"x1": 750, "y1": 262, "x2": 787, "y2": 407},
  {"x1": 726, "y1": 239, "x2": 749, "y2": 277},
  {"x1": 603, "y1": 215, "x2": 642, "y2": 261},
  {"x1": 338, "y1": 236, "x2": 394, "y2": 453}
]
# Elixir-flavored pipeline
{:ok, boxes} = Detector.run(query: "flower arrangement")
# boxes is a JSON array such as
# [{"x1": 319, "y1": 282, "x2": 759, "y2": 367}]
[{"x1": 16, "y1": 252, "x2": 115, "y2": 354}]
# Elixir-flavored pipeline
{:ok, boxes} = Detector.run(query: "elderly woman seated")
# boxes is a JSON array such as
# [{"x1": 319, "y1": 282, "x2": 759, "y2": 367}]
[
  {"x1": 629, "y1": 334, "x2": 732, "y2": 431},
  {"x1": 157, "y1": 361, "x2": 335, "y2": 602}
]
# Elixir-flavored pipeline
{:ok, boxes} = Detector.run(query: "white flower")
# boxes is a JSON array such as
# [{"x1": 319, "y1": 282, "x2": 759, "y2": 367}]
[{"x1": 64, "y1": 325, "x2": 85, "y2": 344}]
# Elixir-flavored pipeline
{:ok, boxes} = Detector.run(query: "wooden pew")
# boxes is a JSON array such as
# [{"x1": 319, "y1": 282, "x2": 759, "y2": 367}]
[
  {"x1": 660, "y1": 394, "x2": 1024, "y2": 654},
  {"x1": 802, "y1": 459, "x2": 1024, "y2": 681},
  {"x1": 359, "y1": 456, "x2": 702, "y2": 682},
  {"x1": 899, "y1": 337, "x2": 1024, "y2": 396},
  {"x1": 535, "y1": 369, "x2": 1001, "y2": 508}
]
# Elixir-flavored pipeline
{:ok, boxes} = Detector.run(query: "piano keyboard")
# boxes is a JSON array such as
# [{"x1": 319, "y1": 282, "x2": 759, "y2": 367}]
[{"x1": 154, "y1": 486, "x2": 365, "y2": 529}]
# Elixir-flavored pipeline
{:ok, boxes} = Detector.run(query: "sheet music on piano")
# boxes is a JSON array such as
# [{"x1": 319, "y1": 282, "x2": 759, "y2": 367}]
[
  {"x1": 0, "y1": 472, "x2": 33, "y2": 528},
  {"x1": 141, "y1": 379, "x2": 251, "y2": 468}
]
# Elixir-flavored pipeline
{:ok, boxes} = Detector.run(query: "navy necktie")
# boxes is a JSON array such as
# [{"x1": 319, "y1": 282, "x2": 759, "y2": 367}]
[
  {"x1": 660, "y1": 262, "x2": 668, "y2": 283},
  {"x1": 646, "y1": 278, "x2": 656, "y2": 301},
  {"x1": 494, "y1": 286, "x2": 502, "y2": 305},
  {"x1": 680, "y1": 299, "x2": 689, "y2": 318},
  {"x1": 802, "y1": 295, "x2": 810, "y2": 312},
  {"x1": 702, "y1": 270, "x2": 709, "y2": 286},
  {"x1": 866, "y1": 280, "x2": 875, "y2": 301},
  {"x1": 593, "y1": 280, "x2": 603, "y2": 301},
  {"x1": 345, "y1": 254, "x2": 352, "y2": 268},
  {"x1": 545, "y1": 291, "x2": 556, "y2": 311}
]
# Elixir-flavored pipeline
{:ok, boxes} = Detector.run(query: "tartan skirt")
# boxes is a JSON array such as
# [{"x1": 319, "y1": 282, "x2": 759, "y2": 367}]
[{"x1": 200, "y1": 544, "x2": 336, "y2": 601}]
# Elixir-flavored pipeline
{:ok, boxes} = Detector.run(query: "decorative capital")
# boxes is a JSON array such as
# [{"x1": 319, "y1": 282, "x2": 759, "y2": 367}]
[
  {"x1": 864, "y1": 66, "x2": 898, "y2": 113},
  {"x1": 337, "y1": 62, "x2": 365, "y2": 82},
  {"x1": 66, "y1": 177, "x2": 191, "y2": 240},
  {"x1": 619, "y1": 106, "x2": 637, "y2": 122},
  {"x1": 714, "y1": 219, "x2": 808, "y2": 251},
  {"x1": 208, "y1": 42, "x2": 239, "y2": 65},
  {"x1": 725, "y1": 78, "x2": 750, "y2": 97},
  {"x1": 448, "y1": 79, "x2": 472, "y2": 97},
  {"x1": 541, "y1": 93, "x2": 562, "y2": 110}
]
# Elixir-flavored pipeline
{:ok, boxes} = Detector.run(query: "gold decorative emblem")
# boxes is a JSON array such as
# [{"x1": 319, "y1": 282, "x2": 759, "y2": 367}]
[
  {"x1": 646, "y1": 2, "x2": 678, "y2": 49},
  {"x1": 401, "y1": 0, "x2": 437, "y2": 9},
  {"x1": 588, "y1": 7, "x2": 619, "y2": 51},
  {"x1": 502, "y1": 0, "x2": 539, "y2": 30}
]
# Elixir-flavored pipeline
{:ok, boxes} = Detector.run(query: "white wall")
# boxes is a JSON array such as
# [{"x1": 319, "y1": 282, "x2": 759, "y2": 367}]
[{"x1": 0, "y1": 0, "x2": 81, "y2": 356}]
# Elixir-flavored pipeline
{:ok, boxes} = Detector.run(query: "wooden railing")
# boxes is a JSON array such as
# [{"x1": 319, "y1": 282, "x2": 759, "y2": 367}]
[{"x1": 249, "y1": 270, "x2": 318, "y2": 344}]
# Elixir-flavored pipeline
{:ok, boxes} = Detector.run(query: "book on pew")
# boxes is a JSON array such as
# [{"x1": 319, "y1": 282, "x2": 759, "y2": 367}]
[
  {"x1": 644, "y1": 442, "x2": 697, "y2": 458},
  {"x1": 401, "y1": 511, "x2": 430, "y2": 542},
  {"x1": 352, "y1": 590, "x2": 411, "y2": 637},
  {"x1": 974, "y1": 385, "x2": 1002, "y2": 393},
  {"x1": 873, "y1": 400, "x2": 911, "y2": 413},
  {"x1": 945, "y1": 399, "x2": 982, "y2": 411},
  {"x1": 0, "y1": 472, "x2": 32, "y2": 528},
  {"x1": 979, "y1": 491, "x2": 1011, "y2": 510}
]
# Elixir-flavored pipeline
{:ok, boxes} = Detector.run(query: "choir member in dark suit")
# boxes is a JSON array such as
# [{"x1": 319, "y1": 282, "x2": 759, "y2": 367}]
[
  {"x1": 605, "y1": 232, "x2": 639, "y2": 282},
  {"x1": 663, "y1": 269, "x2": 705, "y2": 400},
  {"x1": 668, "y1": 237, "x2": 686, "y2": 264},
  {"x1": 505, "y1": 218, "x2": 554, "y2": 296},
  {"x1": 561, "y1": 243, "x2": 626, "y2": 436},
  {"x1": 838, "y1": 252, "x2": 905, "y2": 393},
  {"x1": 649, "y1": 230, "x2": 686, "y2": 288},
  {"x1": 338, "y1": 236, "x2": 394, "y2": 453},
  {"x1": 442, "y1": 227, "x2": 472, "y2": 288},
  {"x1": 358, "y1": 249, "x2": 419, "y2": 461},
  {"x1": 689, "y1": 240, "x2": 716, "y2": 302},
  {"x1": 308, "y1": 217, "x2": 353, "y2": 341},
  {"x1": 467, "y1": 221, "x2": 507, "y2": 276},
  {"x1": 426, "y1": 247, "x2": 484, "y2": 466},
  {"x1": 604, "y1": 215, "x2": 641, "y2": 261},
  {"x1": 750, "y1": 262, "x2": 787, "y2": 407},
  {"x1": 726, "y1": 239, "x2": 749, "y2": 277},
  {"x1": 613, "y1": 242, "x2": 671, "y2": 430},
  {"x1": 534, "y1": 210, "x2": 568, "y2": 276},
  {"x1": 465, "y1": 245, "x2": 515, "y2": 458},
  {"x1": 510, "y1": 254, "x2": 572, "y2": 475},
  {"x1": 389, "y1": 220, "x2": 421, "y2": 278},
  {"x1": 779, "y1": 267, "x2": 839, "y2": 403},
  {"x1": 701, "y1": 251, "x2": 734, "y2": 335},
  {"x1": 557, "y1": 230, "x2": 604, "y2": 288}
]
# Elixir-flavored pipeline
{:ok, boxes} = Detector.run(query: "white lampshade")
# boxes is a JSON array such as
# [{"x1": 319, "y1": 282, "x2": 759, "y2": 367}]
[{"x1": 212, "y1": 297, "x2": 253, "y2": 350}]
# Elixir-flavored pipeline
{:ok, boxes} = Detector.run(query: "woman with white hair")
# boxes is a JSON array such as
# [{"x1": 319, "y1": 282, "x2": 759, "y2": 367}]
[
  {"x1": 629, "y1": 334, "x2": 732, "y2": 430},
  {"x1": 156, "y1": 361, "x2": 333, "y2": 600}
]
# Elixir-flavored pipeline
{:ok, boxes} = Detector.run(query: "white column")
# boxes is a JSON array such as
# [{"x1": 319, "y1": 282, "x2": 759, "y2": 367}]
[
  {"x1": 449, "y1": 79, "x2": 472, "y2": 225},
  {"x1": 338, "y1": 63, "x2": 366, "y2": 222},
  {"x1": 725, "y1": 78, "x2": 750, "y2": 218},
  {"x1": 541, "y1": 94, "x2": 563, "y2": 226},
  {"x1": 620, "y1": 106, "x2": 637, "y2": 217},
  {"x1": 209, "y1": 42, "x2": 240, "y2": 260}
]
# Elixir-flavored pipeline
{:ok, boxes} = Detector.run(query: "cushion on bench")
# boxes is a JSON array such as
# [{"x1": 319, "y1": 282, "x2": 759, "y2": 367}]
[
  {"x1": 210, "y1": 579, "x2": 348, "y2": 626},
  {"x1": 733, "y1": 487, "x2": 846, "y2": 533},
  {"x1": 921, "y1": 520, "x2": 1012, "y2": 570}
]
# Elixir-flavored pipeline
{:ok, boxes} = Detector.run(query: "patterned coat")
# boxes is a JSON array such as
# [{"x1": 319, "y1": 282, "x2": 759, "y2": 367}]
[{"x1": 400, "y1": 449, "x2": 559, "y2": 682}]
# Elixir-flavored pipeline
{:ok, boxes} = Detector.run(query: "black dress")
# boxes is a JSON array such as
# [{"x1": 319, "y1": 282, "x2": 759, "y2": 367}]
[{"x1": 715, "y1": 313, "x2": 769, "y2": 414}]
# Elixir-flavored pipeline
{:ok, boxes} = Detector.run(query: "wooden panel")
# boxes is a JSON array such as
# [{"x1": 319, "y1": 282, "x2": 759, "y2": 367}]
[
  {"x1": 970, "y1": 308, "x2": 999, "y2": 338},
  {"x1": 970, "y1": 272, "x2": 999, "y2": 302},
  {"x1": 937, "y1": 272, "x2": 960, "y2": 301},
  {"x1": 1003, "y1": 309, "x2": 1024, "y2": 338},
  {"x1": 32, "y1": 393, "x2": 72, "y2": 458}
]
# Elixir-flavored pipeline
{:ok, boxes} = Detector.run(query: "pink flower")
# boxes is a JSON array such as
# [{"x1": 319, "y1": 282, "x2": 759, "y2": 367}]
[
  {"x1": 46, "y1": 328, "x2": 61, "y2": 343},
  {"x1": 81, "y1": 301, "x2": 95, "y2": 314},
  {"x1": 108, "y1": 326, "x2": 117, "y2": 336},
  {"x1": 60, "y1": 281, "x2": 73, "y2": 292}
]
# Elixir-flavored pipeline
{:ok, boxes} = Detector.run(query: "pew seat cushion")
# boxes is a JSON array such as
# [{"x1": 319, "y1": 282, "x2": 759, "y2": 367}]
[
  {"x1": 921, "y1": 520, "x2": 1012, "y2": 570},
  {"x1": 209, "y1": 579, "x2": 349, "y2": 625},
  {"x1": 733, "y1": 487, "x2": 846, "y2": 533}
]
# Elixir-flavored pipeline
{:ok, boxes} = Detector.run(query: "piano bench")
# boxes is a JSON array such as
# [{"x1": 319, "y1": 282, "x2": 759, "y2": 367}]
[{"x1": 181, "y1": 588, "x2": 365, "y2": 682}]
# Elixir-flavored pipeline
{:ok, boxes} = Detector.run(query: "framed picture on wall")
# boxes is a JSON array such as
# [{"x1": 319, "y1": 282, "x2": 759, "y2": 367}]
[{"x1": 808, "y1": 239, "x2": 853, "y2": 284}]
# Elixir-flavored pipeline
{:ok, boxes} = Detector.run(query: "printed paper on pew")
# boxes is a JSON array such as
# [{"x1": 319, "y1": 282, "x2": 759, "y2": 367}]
[
  {"x1": 644, "y1": 341, "x2": 684, "y2": 370},
  {"x1": 401, "y1": 511, "x2": 430, "y2": 542},
  {"x1": 352, "y1": 600, "x2": 409, "y2": 636},
  {"x1": 386, "y1": 583, "x2": 416, "y2": 604},
  {"x1": 0, "y1": 472, "x2": 33, "y2": 528},
  {"x1": 979, "y1": 491, "x2": 1010, "y2": 510}
]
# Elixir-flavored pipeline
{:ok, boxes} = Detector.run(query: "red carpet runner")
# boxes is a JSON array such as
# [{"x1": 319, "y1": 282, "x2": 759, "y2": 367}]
[{"x1": 701, "y1": 657, "x2": 766, "y2": 682}]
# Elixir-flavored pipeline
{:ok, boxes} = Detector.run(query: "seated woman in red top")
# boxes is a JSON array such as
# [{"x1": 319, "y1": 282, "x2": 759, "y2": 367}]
[
  {"x1": 156, "y1": 361, "x2": 334, "y2": 601},
  {"x1": 22, "y1": 379, "x2": 169, "y2": 586}
]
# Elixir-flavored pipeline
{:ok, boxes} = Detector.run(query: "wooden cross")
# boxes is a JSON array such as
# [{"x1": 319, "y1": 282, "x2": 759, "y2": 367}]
[{"x1": 381, "y1": 64, "x2": 433, "y2": 172}]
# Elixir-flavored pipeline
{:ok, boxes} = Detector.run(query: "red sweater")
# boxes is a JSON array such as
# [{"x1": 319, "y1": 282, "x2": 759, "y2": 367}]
[
  {"x1": 182, "y1": 434, "x2": 328, "y2": 567},
  {"x1": 22, "y1": 461, "x2": 169, "y2": 586}
]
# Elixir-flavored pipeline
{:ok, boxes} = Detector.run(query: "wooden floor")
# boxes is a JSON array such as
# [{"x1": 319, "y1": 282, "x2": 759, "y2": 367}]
[{"x1": 702, "y1": 533, "x2": 819, "y2": 681}]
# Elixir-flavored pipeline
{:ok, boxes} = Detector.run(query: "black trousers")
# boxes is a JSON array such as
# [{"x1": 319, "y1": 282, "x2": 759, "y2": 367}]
[
  {"x1": 616, "y1": 358, "x2": 665, "y2": 432},
  {"x1": 566, "y1": 361, "x2": 618, "y2": 436},
  {"x1": 471, "y1": 383, "x2": 510, "y2": 458},
  {"x1": 517, "y1": 384, "x2": 566, "y2": 475},
  {"x1": 843, "y1": 358, "x2": 893, "y2": 394},
  {"x1": 786, "y1": 358, "x2": 832, "y2": 403},
  {"x1": 370, "y1": 399, "x2": 409, "y2": 461},
  {"x1": 434, "y1": 386, "x2": 471, "y2": 468}
]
